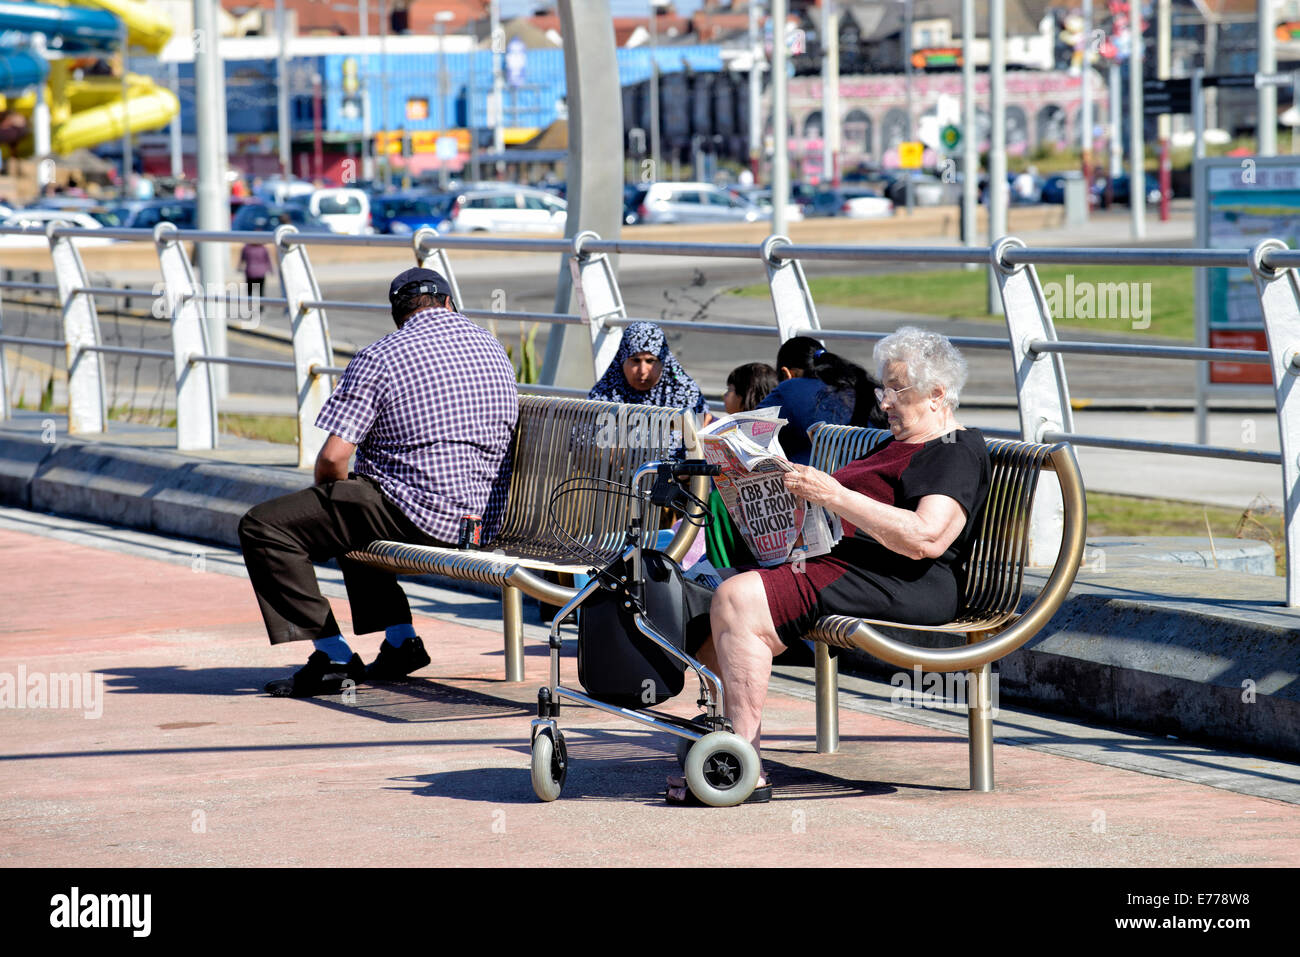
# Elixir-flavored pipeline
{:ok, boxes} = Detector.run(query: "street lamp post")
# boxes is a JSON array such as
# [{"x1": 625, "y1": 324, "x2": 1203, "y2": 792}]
[
  {"x1": 435, "y1": 10, "x2": 455, "y2": 189},
  {"x1": 649, "y1": 1, "x2": 662, "y2": 179}
]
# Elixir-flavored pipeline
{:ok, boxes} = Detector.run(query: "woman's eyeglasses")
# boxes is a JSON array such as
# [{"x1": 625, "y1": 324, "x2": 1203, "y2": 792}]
[{"x1": 874, "y1": 386, "x2": 915, "y2": 405}]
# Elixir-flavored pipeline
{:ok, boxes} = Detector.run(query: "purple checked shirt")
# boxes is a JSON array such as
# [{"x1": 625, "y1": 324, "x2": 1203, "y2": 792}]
[{"x1": 315, "y1": 306, "x2": 518, "y2": 542}]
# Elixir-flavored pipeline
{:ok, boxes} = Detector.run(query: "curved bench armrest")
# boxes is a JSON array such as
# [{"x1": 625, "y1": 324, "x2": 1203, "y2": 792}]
[
  {"x1": 658, "y1": 411, "x2": 711, "y2": 566},
  {"x1": 811, "y1": 443, "x2": 1087, "y2": 672}
]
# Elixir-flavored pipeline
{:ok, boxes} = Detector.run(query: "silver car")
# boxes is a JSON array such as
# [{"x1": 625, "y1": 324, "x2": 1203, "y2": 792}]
[
  {"x1": 632, "y1": 182, "x2": 764, "y2": 225},
  {"x1": 447, "y1": 185, "x2": 567, "y2": 234}
]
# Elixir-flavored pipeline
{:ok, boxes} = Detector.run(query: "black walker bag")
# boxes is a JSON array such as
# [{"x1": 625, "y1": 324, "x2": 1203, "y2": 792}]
[{"x1": 577, "y1": 550, "x2": 714, "y2": 708}]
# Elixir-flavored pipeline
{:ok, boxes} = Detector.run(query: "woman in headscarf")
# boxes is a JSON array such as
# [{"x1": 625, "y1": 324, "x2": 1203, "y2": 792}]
[{"x1": 588, "y1": 321, "x2": 710, "y2": 419}]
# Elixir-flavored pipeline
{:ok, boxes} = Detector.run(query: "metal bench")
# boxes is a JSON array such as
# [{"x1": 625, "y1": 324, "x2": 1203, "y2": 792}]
[
  {"x1": 802, "y1": 423, "x2": 1087, "y2": 792},
  {"x1": 346, "y1": 394, "x2": 709, "y2": 681}
]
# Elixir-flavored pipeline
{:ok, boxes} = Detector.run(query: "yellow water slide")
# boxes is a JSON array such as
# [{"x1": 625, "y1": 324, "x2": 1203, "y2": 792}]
[{"x1": 3, "y1": 0, "x2": 179, "y2": 157}]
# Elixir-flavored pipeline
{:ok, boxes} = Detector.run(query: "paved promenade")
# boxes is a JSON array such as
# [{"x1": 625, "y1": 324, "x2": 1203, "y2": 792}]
[{"x1": 2, "y1": 508, "x2": 1297, "y2": 869}]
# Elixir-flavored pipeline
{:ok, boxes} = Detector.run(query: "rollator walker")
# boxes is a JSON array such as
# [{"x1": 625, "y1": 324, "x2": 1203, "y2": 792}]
[{"x1": 529, "y1": 457, "x2": 763, "y2": 807}]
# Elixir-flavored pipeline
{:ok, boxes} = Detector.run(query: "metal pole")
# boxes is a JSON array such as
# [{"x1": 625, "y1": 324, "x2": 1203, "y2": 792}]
[
  {"x1": 1158, "y1": 0, "x2": 1171, "y2": 221},
  {"x1": 904, "y1": 0, "x2": 914, "y2": 214},
  {"x1": 772, "y1": 0, "x2": 789, "y2": 235},
  {"x1": 961, "y1": 0, "x2": 976, "y2": 269},
  {"x1": 120, "y1": 22, "x2": 132, "y2": 196},
  {"x1": 1193, "y1": 68, "x2": 1205, "y2": 161},
  {"x1": 194, "y1": 0, "x2": 229, "y2": 397},
  {"x1": 822, "y1": 0, "x2": 840, "y2": 187},
  {"x1": 438, "y1": 22, "x2": 449, "y2": 190},
  {"x1": 987, "y1": 0, "x2": 1007, "y2": 314},
  {"x1": 360, "y1": 0, "x2": 374, "y2": 182},
  {"x1": 313, "y1": 72, "x2": 323, "y2": 182},
  {"x1": 1110, "y1": 61, "x2": 1123, "y2": 183},
  {"x1": 169, "y1": 60, "x2": 183, "y2": 180},
  {"x1": 490, "y1": 0, "x2": 505, "y2": 174},
  {"x1": 1081, "y1": 0, "x2": 1093, "y2": 189},
  {"x1": 468, "y1": 36, "x2": 480, "y2": 182},
  {"x1": 748, "y1": 0, "x2": 762, "y2": 180},
  {"x1": 380, "y1": 0, "x2": 391, "y2": 188},
  {"x1": 1129, "y1": 2, "x2": 1145, "y2": 239},
  {"x1": 650, "y1": 2, "x2": 661, "y2": 180},
  {"x1": 1259, "y1": 0, "x2": 1277, "y2": 156},
  {"x1": 276, "y1": 0, "x2": 290, "y2": 177}
]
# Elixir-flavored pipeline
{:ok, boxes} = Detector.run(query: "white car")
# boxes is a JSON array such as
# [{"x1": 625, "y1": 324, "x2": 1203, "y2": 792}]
[
  {"x1": 447, "y1": 186, "x2": 567, "y2": 234},
  {"x1": 0, "y1": 209, "x2": 114, "y2": 245},
  {"x1": 253, "y1": 176, "x2": 316, "y2": 205},
  {"x1": 294, "y1": 188, "x2": 371, "y2": 235}
]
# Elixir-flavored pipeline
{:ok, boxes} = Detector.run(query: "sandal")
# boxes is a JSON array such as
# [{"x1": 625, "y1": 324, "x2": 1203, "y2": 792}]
[{"x1": 665, "y1": 778, "x2": 773, "y2": 806}]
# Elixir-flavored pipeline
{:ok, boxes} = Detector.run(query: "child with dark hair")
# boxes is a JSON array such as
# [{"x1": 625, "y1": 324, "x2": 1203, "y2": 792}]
[
  {"x1": 723, "y1": 362, "x2": 778, "y2": 415},
  {"x1": 756, "y1": 336, "x2": 886, "y2": 465},
  {"x1": 705, "y1": 362, "x2": 778, "y2": 570}
]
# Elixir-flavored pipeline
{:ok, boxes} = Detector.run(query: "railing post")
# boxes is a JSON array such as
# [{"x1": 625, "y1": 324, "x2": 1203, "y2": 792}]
[
  {"x1": 0, "y1": 286, "x2": 10, "y2": 420},
  {"x1": 154, "y1": 223, "x2": 217, "y2": 450},
  {"x1": 762, "y1": 235, "x2": 820, "y2": 341},
  {"x1": 1249, "y1": 238, "x2": 1300, "y2": 607},
  {"x1": 274, "y1": 225, "x2": 335, "y2": 469},
  {"x1": 47, "y1": 224, "x2": 107, "y2": 434},
  {"x1": 412, "y1": 227, "x2": 465, "y2": 312},
  {"x1": 991, "y1": 237, "x2": 1073, "y2": 566},
  {"x1": 569, "y1": 230, "x2": 625, "y2": 381}
]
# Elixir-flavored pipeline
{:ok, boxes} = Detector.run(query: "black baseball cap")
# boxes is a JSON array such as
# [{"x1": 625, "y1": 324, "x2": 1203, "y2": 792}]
[{"x1": 388, "y1": 267, "x2": 454, "y2": 304}]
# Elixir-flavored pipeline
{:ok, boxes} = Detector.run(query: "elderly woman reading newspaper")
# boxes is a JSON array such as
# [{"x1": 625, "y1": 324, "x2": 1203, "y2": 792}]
[{"x1": 668, "y1": 327, "x2": 991, "y2": 804}]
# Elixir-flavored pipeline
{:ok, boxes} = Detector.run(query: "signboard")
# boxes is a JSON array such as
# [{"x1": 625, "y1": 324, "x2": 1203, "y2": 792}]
[
  {"x1": 435, "y1": 136, "x2": 460, "y2": 161},
  {"x1": 940, "y1": 125, "x2": 961, "y2": 151},
  {"x1": 406, "y1": 98, "x2": 429, "y2": 121},
  {"x1": 898, "y1": 141, "x2": 924, "y2": 169},
  {"x1": 1143, "y1": 78, "x2": 1192, "y2": 116},
  {"x1": 1196, "y1": 157, "x2": 1300, "y2": 398}
]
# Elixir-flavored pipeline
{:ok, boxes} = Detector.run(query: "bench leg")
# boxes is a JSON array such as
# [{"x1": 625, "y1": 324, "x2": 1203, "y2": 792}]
[
  {"x1": 501, "y1": 585, "x2": 525, "y2": 682},
  {"x1": 814, "y1": 642, "x2": 839, "y2": 754},
  {"x1": 967, "y1": 662, "x2": 995, "y2": 792}
]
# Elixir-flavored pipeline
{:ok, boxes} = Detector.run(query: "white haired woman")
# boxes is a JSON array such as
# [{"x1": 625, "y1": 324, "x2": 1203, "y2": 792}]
[{"x1": 668, "y1": 327, "x2": 991, "y2": 804}]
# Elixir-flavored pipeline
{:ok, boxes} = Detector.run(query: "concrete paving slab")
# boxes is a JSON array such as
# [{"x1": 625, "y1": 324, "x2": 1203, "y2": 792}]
[{"x1": 2, "y1": 513, "x2": 1297, "y2": 868}]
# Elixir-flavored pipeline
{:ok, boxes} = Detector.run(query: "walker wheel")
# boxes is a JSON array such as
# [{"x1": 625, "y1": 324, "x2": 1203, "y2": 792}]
[
  {"x1": 683, "y1": 731, "x2": 760, "y2": 807},
  {"x1": 531, "y1": 728, "x2": 567, "y2": 802}
]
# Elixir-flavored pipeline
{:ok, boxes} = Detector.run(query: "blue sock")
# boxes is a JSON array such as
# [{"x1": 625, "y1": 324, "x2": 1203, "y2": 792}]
[
  {"x1": 312, "y1": 635, "x2": 353, "y2": 663},
  {"x1": 385, "y1": 623, "x2": 417, "y2": 648}
]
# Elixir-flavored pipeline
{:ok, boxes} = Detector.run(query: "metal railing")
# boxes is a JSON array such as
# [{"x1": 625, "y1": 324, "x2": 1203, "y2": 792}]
[{"x1": 3, "y1": 221, "x2": 1300, "y2": 603}]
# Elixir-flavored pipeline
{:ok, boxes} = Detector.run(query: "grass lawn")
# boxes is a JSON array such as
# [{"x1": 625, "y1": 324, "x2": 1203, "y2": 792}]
[
  {"x1": 1087, "y1": 490, "x2": 1284, "y2": 574},
  {"x1": 734, "y1": 264, "x2": 1197, "y2": 340}
]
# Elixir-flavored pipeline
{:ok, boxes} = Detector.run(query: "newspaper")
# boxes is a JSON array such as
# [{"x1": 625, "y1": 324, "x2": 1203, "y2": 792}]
[{"x1": 698, "y1": 409, "x2": 842, "y2": 567}]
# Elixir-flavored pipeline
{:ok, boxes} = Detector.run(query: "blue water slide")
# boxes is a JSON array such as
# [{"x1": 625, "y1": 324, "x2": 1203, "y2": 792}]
[
  {"x1": 0, "y1": 0, "x2": 125, "y2": 94},
  {"x1": 0, "y1": 49, "x2": 48, "y2": 92}
]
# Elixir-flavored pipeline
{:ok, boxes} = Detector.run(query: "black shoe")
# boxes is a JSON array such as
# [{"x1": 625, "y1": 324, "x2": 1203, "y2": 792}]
[
  {"x1": 365, "y1": 636, "x2": 430, "y2": 681},
  {"x1": 265, "y1": 651, "x2": 365, "y2": 698}
]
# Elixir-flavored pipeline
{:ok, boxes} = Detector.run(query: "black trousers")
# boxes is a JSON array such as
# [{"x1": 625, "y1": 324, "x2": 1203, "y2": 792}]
[{"x1": 238, "y1": 476, "x2": 449, "y2": 645}]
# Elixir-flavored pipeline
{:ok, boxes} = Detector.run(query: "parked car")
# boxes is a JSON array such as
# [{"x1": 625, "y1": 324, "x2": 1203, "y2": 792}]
[
  {"x1": 0, "y1": 208, "x2": 114, "y2": 245},
  {"x1": 446, "y1": 184, "x2": 567, "y2": 234},
  {"x1": 633, "y1": 182, "x2": 765, "y2": 225},
  {"x1": 287, "y1": 187, "x2": 371, "y2": 235},
  {"x1": 727, "y1": 185, "x2": 806, "y2": 221},
  {"x1": 102, "y1": 199, "x2": 197, "y2": 230},
  {"x1": 1108, "y1": 172, "x2": 1164, "y2": 207},
  {"x1": 369, "y1": 193, "x2": 454, "y2": 235},
  {"x1": 231, "y1": 203, "x2": 332, "y2": 233},
  {"x1": 807, "y1": 186, "x2": 894, "y2": 219},
  {"x1": 252, "y1": 176, "x2": 315, "y2": 205},
  {"x1": 884, "y1": 172, "x2": 959, "y2": 207}
]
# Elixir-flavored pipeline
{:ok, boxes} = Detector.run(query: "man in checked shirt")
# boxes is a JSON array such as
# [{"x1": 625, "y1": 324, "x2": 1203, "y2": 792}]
[{"x1": 239, "y1": 267, "x2": 519, "y2": 697}]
